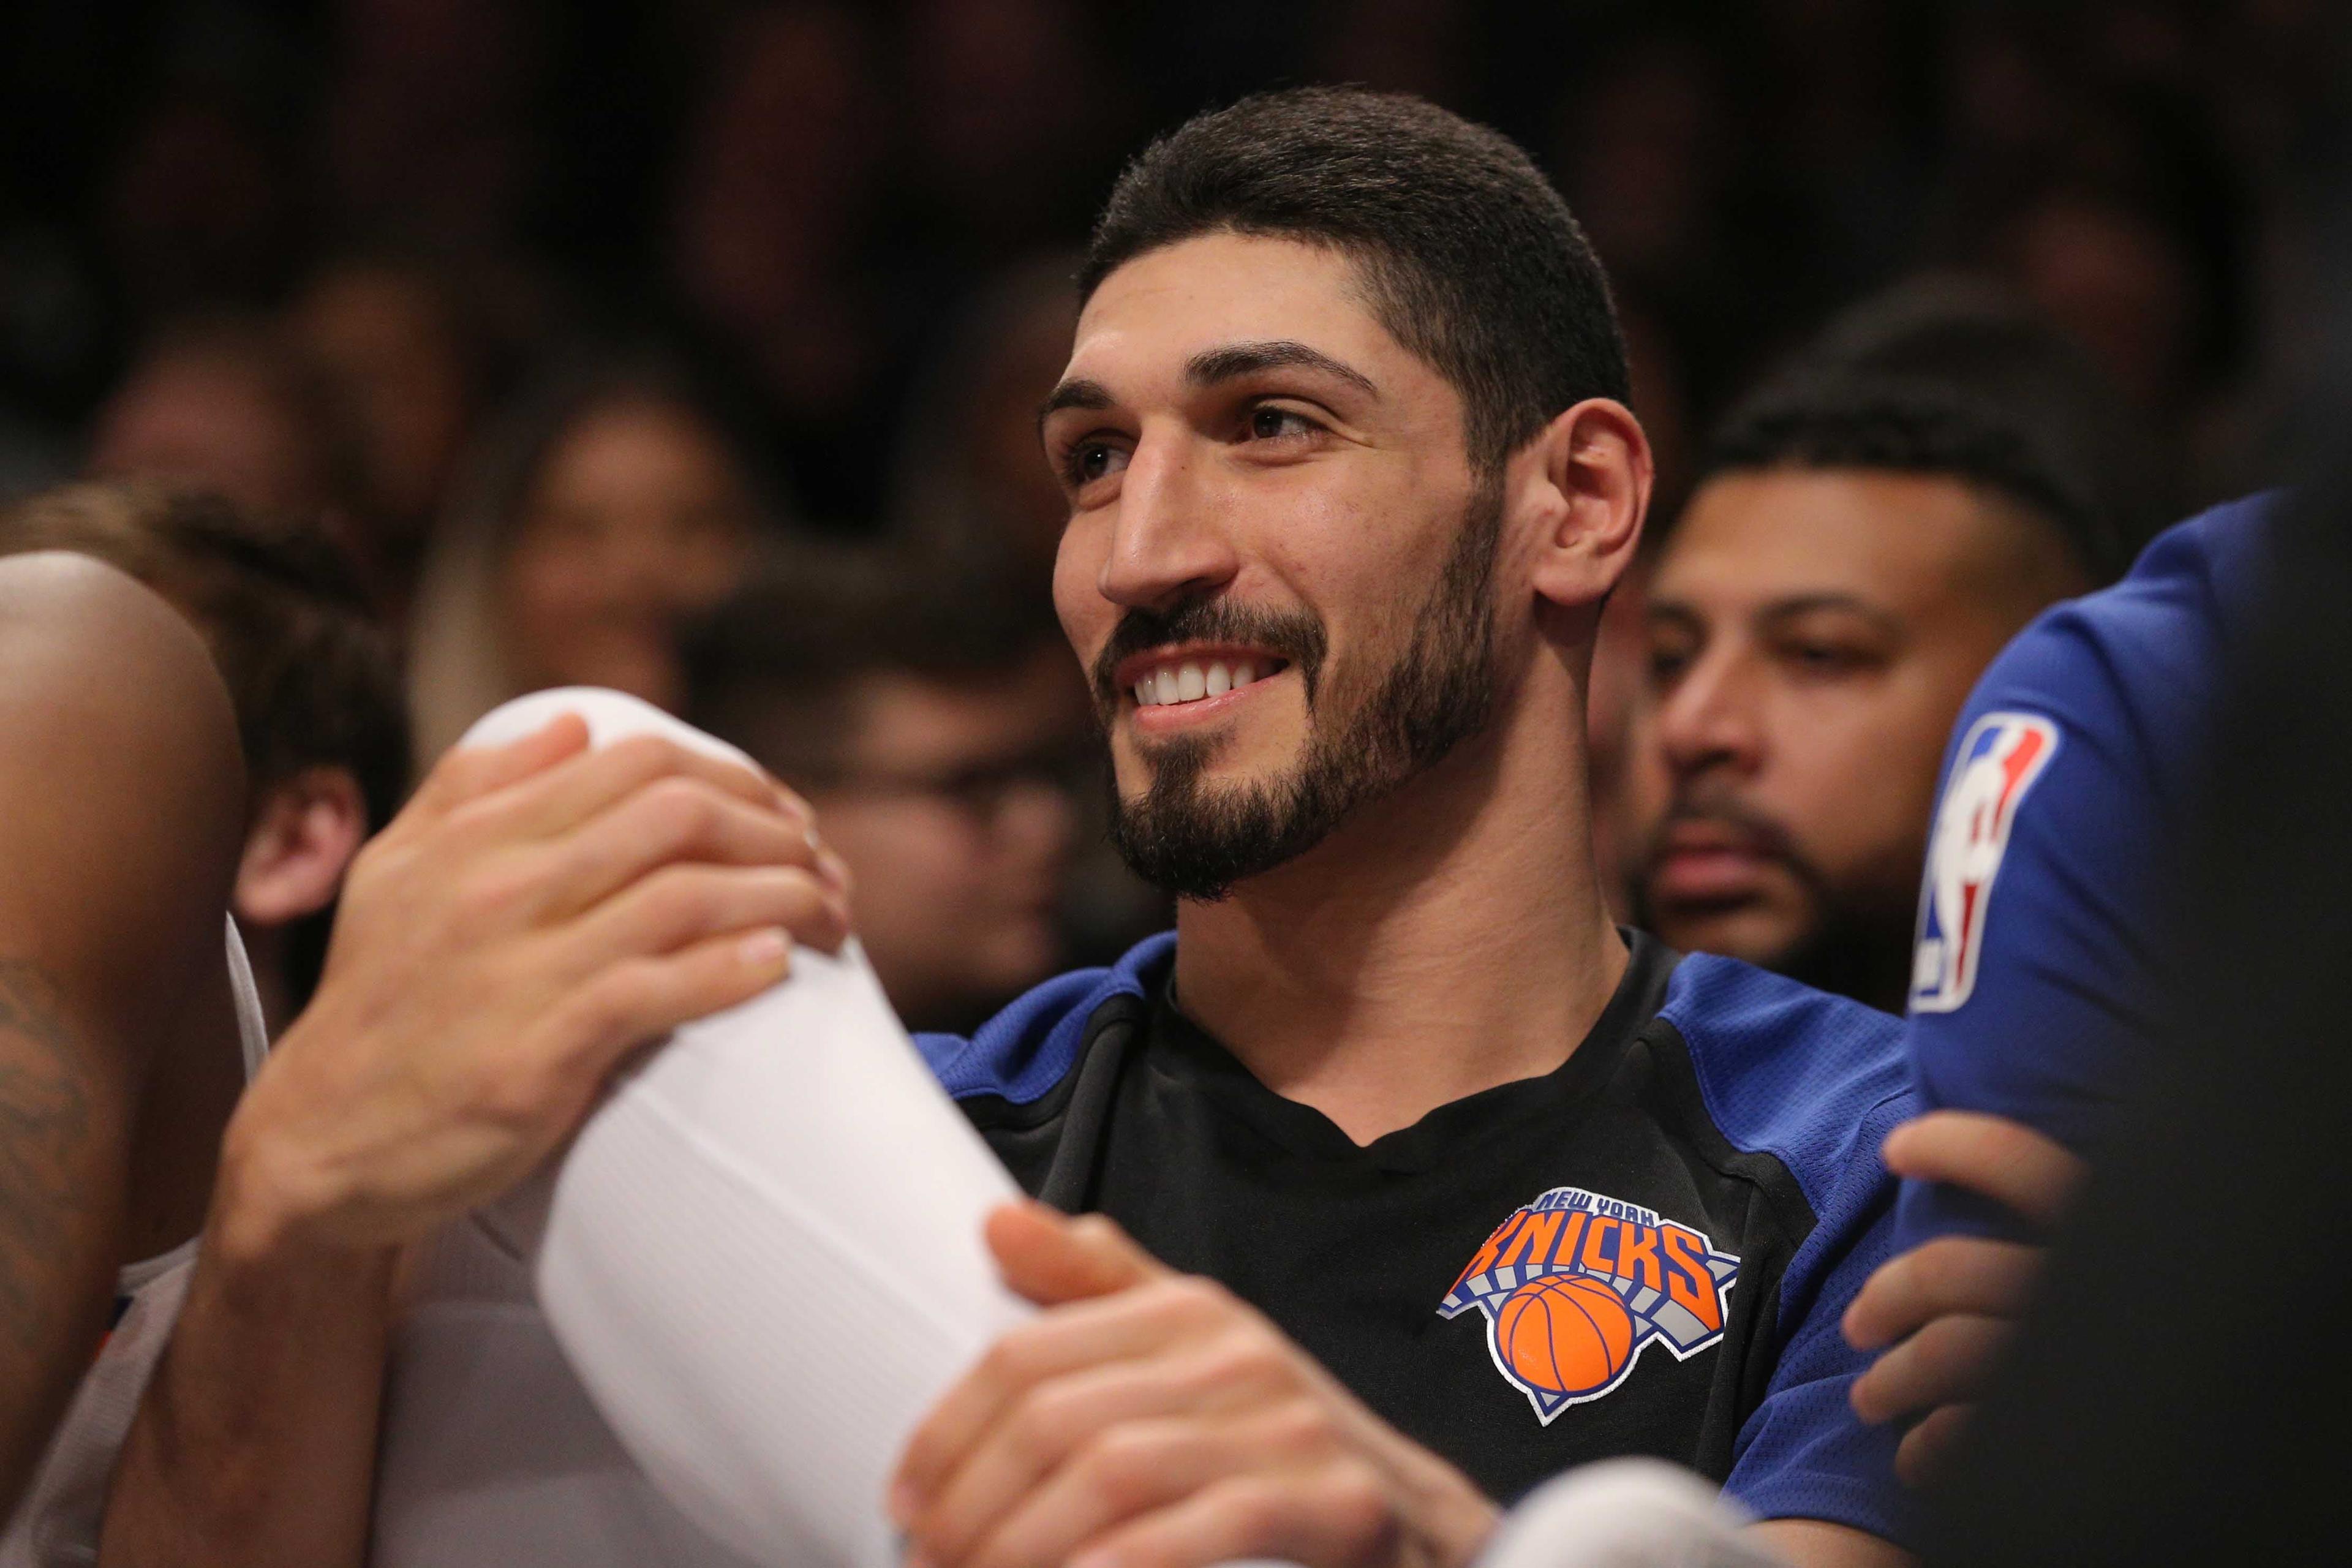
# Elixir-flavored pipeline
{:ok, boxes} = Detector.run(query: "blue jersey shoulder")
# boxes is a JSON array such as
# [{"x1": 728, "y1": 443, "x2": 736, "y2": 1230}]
[
  {"x1": 913, "y1": 932, "x2": 1175, "y2": 1104},
  {"x1": 1659, "y1": 954, "x2": 1913, "y2": 1219}
]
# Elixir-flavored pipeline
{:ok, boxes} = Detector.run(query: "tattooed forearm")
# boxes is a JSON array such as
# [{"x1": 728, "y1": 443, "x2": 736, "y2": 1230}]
[{"x1": 0, "y1": 959, "x2": 94, "y2": 1357}]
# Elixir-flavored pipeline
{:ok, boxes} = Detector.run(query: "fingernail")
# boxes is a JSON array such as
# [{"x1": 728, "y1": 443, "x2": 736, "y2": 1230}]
[
  {"x1": 741, "y1": 928, "x2": 790, "y2": 967},
  {"x1": 818, "y1": 848, "x2": 852, "y2": 891},
  {"x1": 805, "y1": 824, "x2": 826, "y2": 856}
]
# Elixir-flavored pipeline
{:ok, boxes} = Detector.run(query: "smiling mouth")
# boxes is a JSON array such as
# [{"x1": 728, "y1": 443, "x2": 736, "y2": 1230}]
[{"x1": 1123, "y1": 651, "x2": 1290, "y2": 710}]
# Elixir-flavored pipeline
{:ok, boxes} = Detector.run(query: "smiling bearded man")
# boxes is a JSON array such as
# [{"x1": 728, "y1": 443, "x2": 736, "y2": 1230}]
[{"x1": 883, "y1": 89, "x2": 1919, "y2": 1568}]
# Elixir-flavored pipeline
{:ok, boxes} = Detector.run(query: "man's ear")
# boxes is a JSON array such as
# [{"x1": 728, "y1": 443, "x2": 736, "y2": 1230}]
[
  {"x1": 1521, "y1": 398, "x2": 1652, "y2": 617},
  {"x1": 233, "y1": 766, "x2": 370, "y2": 928}
]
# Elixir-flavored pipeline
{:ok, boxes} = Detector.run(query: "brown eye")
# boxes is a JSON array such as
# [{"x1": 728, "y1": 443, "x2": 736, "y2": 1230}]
[
  {"x1": 1065, "y1": 440, "x2": 1129, "y2": 487},
  {"x1": 1246, "y1": 407, "x2": 1316, "y2": 441}
]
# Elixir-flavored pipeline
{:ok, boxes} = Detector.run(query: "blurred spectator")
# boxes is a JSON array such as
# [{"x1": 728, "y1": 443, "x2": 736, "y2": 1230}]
[
  {"x1": 101, "y1": 74, "x2": 303, "y2": 324},
  {"x1": 663, "y1": 1, "x2": 892, "y2": 519},
  {"x1": 883, "y1": 252, "x2": 1079, "y2": 580},
  {"x1": 1990, "y1": 184, "x2": 2211, "y2": 424},
  {"x1": 0, "y1": 481, "x2": 409, "y2": 1031},
  {"x1": 895, "y1": 0, "x2": 1129, "y2": 256},
  {"x1": 286, "y1": 251, "x2": 486, "y2": 618},
  {"x1": 1633, "y1": 301, "x2": 2127, "y2": 1011},
  {"x1": 686, "y1": 551, "x2": 1085, "y2": 1032},
  {"x1": 85, "y1": 315, "x2": 370, "y2": 546},
  {"x1": 323, "y1": 0, "x2": 546, "y2": 252},
  {"x1": 406, "y1": 348, "x2": 787, "y2": 762}
]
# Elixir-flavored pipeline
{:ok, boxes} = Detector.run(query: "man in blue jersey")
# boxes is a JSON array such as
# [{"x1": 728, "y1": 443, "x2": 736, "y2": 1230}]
[
  {"x1": 105, "y1": 89, "x2": 1912, "y2": 1568},
  {"x1": 1841, "y1": 493, "x2": 2274, "y2": 1482}
]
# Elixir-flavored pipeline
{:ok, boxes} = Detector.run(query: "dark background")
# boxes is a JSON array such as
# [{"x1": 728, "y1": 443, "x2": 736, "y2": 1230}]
[{"x1": 1, "y1": 0, "x2": 2339, "y2": 533}]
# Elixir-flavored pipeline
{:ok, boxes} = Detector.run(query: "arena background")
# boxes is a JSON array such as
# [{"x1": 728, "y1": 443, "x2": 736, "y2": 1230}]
[{"x1": 0, "y1": 0, "x2": 2339, "y2": 532}]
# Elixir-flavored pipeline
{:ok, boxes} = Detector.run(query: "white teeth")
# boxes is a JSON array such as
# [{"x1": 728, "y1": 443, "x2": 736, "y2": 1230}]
[{"x1": 1133, "y1": 657, "x2": 1273, "y2": 707}]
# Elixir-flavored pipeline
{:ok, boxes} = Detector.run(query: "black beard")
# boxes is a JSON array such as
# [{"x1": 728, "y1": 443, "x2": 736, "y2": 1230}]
[
  {"x1": 1631, "y1": 808, "x2": 1921, "y2": 1014},
  {"x1": 1100, "y1": 478, "x2": 1504, "y2": 901}
]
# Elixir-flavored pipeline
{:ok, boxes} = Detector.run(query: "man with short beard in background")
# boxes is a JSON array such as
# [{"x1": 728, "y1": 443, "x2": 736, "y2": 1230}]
[{"x1": 1637, "y1": 360, "x2": 2117, "y2": 1012}]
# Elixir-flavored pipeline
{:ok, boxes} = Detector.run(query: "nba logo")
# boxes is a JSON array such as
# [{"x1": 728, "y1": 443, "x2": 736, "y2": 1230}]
[{"x1": 1911, "y1": 712, "x2": 2060, "y2": 1013}]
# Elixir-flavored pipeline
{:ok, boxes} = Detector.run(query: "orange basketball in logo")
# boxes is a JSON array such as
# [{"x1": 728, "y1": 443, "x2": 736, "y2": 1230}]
[{"x1": 1496, "y1": 1275, "x2": 1635, "y2": 1396}]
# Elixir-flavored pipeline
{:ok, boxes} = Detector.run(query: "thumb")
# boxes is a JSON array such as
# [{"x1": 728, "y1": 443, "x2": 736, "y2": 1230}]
[{"x1": 984, "y1": 1200, "x2": 1164, "y2": 1306}]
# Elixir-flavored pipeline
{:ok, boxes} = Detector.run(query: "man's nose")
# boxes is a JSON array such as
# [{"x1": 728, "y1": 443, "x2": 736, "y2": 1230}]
[
  {"x1": 1654, "y1": 647, "x2": 1766, "y2": 780},
  {"x1": 1097, "y1": 429, "x2": 1240, "y2": 612}
]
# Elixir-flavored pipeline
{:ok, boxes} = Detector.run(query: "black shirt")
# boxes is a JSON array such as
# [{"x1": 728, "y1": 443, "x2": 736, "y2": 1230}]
[{"x1": 921, "y1": 929, "x2": 1913, "y2": 1538}]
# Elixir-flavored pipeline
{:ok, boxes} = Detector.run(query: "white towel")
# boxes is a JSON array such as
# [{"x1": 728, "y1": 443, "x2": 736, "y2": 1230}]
[{"x1": 461, "y1": 690, "x2": 1030, "y2": 1568}]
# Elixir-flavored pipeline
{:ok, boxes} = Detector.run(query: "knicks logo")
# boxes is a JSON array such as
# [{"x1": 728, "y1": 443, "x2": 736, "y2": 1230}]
[
  {"x1": 1438, "y1": 1186, "x2": 1739, "y2": 1423},
  {"x1": 1911, "y1": 712, "x2": 2060, "y2": 1014}
]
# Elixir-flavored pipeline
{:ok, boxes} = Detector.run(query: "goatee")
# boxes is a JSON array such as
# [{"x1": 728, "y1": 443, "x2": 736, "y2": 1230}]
[{"x1": 1099, "y1": 478, "x2": 1505, "y2": 900}]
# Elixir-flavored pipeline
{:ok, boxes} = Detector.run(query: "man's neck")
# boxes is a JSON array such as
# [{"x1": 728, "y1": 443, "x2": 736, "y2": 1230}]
[{"x1": 1171, "y1": 677, "x2": 1627, "y2": 1147}]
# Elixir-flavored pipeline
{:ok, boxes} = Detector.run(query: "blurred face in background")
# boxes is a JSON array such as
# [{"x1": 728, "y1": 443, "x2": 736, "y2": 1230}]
[
  {"x1": 88, "y1": 338, "x2": 332, "y2": 522},
  {"x1": 800, "y1": 646, "x2": 1082, "y2": 1030},
  {"x1": 290, "y1": 262, "x2": 473, "y2": 546},
  {"x1": 1637, "y1": 468, "x2": 2081, "y2": 1009},
  {"x1": 499, "y1": 396, "x2": 755, "y2": 710}
]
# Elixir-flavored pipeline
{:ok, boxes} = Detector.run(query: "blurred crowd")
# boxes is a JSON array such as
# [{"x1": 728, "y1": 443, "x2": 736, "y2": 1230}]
[{"x1": 0, "y1": 0, "x2": 2340, "y2": 1028}]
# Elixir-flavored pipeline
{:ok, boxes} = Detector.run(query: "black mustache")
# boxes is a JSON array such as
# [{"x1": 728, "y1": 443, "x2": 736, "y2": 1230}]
[{"x1": 1090, "y1": 597, "x2": 1328, "y2": 709}]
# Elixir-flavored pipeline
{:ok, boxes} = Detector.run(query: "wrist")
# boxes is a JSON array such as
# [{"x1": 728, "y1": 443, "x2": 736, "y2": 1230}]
[{"x1": 210, "y1": 1101, "x2": 367, "y2": 1274}]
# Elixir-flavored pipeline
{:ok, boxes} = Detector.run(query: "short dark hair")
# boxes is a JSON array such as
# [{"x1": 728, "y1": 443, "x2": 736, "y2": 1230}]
[
  {"x1": 684, "y1": 546, "x2": 1062, "y2": 783},
  {"x1": 1082, "y1": 87, "x2": 1628, "y2": 472},
  {"x1": 1692, "y1": 281, "x2": 2155, "y2": 584},
  {"x1": 1695, "y1": 370, "x2": 2120, "y2": 584},
  {"x1": 0, "y1": 482, "x2": 411, "y2": 829}
]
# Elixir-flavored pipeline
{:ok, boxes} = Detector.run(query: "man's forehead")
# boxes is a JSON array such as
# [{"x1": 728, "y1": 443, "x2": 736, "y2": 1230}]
[
  {"x1": 1656, "y1": 468, "x2": 2000, "y2": 608},
  {"x1": 1062, "y1": 232, "x2": 1400, "y2": 389}
]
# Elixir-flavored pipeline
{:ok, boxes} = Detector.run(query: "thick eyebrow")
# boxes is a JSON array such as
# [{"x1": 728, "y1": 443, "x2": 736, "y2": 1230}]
[
  {"x1": 1185, "y1": 339, "x2": 1378, "y2": 398},
  {"x1": 1036, "y1": 377, "x2": 1114, "y2": 435},
  {"x1": 1646, "y1": 593, "x2": 1902, "y2": 640}
]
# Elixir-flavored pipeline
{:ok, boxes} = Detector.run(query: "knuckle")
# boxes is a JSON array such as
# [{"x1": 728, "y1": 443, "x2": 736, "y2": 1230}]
[
  {"x1": 464, "y1": 1053, "x2": 567, "y2": 1131},
  {"x1": 1220, "y1": 1476, "x2": 1289, "y2": 1542},
  {"x1": 1078, "y1": 1427, "x2": 1164, "y2": 1509},
  {"x1": 1261, "y1": 1396, "x2": 1338, "y2": 1457},
  {"x1": 1161, "y1": 1273, "x2": 1235, "y2": 1322},
  {"x1": 641, "y1": 776, "x2": 723, "y2": 846},
  {"x1": 978, "y1": 1324, "x2": 1050, "y2": 1388},
  {"x1": 1196, "y1": 1330, "x2": 1282, "y2": 1392},
  {"x1": 1006, "y1": 1389, "x2": 1082, "y2": 1463},
  {"x1": 1320, "y1": 1460, "x2": 1394, "y2": 1545},
  {"x1": 453, "y1": 858, "x2": 538, "y2": 930}
]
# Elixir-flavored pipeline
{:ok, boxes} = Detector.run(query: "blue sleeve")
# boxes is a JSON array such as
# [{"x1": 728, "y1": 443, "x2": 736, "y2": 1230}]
[
  {"x1": 1893, "y1": 505, "x2": 2253, "y2": 1248},
  {"x1": 1721, "y1": 1087, "x2": 1912, "y2": 1539},
  {"x1": 1660, "y1": 959, "x2": 1915, "y2": 1541}
]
